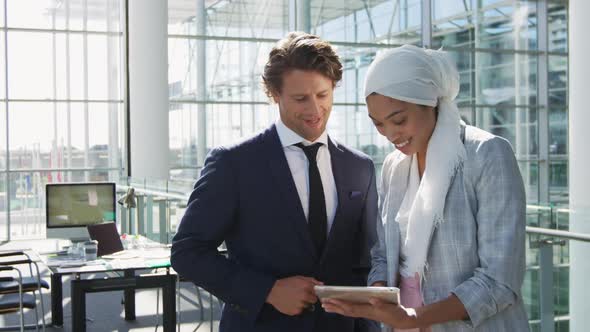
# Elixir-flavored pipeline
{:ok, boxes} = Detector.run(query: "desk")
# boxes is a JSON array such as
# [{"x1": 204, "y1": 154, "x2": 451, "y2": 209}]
[{"x1": 42, "y1": 248, "x2": 176, "y2": 332}]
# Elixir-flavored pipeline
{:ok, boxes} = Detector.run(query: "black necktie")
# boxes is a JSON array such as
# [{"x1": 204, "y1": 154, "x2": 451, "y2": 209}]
[{"x1": 295, "y1": 143, "x2": 327, "y2": 256}]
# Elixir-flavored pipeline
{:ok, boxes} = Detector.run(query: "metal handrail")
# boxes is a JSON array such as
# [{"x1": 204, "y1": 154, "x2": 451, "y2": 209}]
[
  {"x1": 117, "y1": 184, "x2": 188, "y2": 201},
  {"x1": 526, "y1": 226, "x2": 590, "y2": 243},
  {"x1": 119, "y1": 183, "x2": 590, "y2": 243}
]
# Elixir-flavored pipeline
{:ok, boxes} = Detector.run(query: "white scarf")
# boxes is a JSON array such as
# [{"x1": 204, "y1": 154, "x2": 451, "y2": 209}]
[{"x1": 364, "y1": 45, "x2": 466, "y2": 278}]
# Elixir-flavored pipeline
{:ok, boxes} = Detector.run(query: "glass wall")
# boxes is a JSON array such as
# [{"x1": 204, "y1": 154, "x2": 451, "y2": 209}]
[
  {"x1": 167, "y1": 0, "x2": 569, "y2": 329},
  {"x1": 167, "y1": 0, "x2": 289, "y2": 179},
  {"x1": 0, "y1": 0, "x2": 126, "y2": 240},
  {"x1": 167, "y1": 0, "x2": 568, "y2": 205}
]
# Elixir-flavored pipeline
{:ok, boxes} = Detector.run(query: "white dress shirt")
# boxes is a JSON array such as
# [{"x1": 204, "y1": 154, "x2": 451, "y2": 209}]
[{"x1": 275, "y1": 118, "x2": 338, "y2": 236}]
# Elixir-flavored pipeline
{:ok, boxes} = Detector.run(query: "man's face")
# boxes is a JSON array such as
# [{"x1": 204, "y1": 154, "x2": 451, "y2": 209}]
[{"x1": 273, "y1": 70, "x2": 334, "y2": 142}]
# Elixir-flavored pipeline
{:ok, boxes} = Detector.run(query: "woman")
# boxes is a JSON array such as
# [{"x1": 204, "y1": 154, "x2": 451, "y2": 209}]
[{"x1": 322, "y1": 45, "x2": 529, "y2": 331}]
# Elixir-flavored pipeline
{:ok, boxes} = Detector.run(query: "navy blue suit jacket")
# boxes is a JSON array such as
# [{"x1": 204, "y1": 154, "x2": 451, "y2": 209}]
[{"x1": 171, "y1": 125, "x2": 378, "y2": 332}]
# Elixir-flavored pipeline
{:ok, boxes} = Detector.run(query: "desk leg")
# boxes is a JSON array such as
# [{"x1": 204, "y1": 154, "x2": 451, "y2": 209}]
[
  {"x1": 162, "y1": 275, "x2": 176, "y2": 332},
  {"x1": 50, "y1": 274, "x2": 63, "y2": 327},
  {"x1": 71, "y1": 279, "x2": 86, "y2": 332},
  {"x1": 124, "y1": 270, "x2": 136, "y2": 320}
]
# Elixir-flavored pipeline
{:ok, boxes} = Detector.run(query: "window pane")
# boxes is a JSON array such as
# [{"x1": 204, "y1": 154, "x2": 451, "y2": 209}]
[
  {"x1": 168, "y1": 0, "x2": 287, "y2": 39},
  {"x1": 87, "y1": 0, "x2": 122, "y2": 32},
  {"x1": 9, "y1": 103, "x2": 57, "y2": 167},
  {"x1": 476, "y1": 51, "x2": 537, "y2": 107},
  {"x1": 478, "y1": 0, "x2": 537, "y2": 50},
  {"x1": 7, "y1": 32, "x2": 54, "y2": 99},
  {"x1": 548, "y1": 1, "x2": 568, "y2": 53},
  {"x1": 0, "y1": 103, "x2": 5, "y2": 170},
  {"x1": 433, "y1": 0, "x2": 537, "y2": 50},
  {"x1": 6, "y1": 0, "x2": 55, "y2": 29},
  {"x1": 168, "y1": 39, "x2": 274, "y2": 104},
  {"x1": 7, "y1": 0, "x2": 122, "y2": 32},
  {"x1": 169, "y1": 103, "x2": 198, "y2": 172},
  {"x1": 444, "y1": 51, "x2": 476, "y2": 105},
  {"x1": 0, "y1": 33, "x2": 4, "y2": 100},
  {"x1": 329, "y1": 104, "x2": 392, "y2": 166},
  {"x1": 0, "y1": 173, "x2": 6, "y2": 241},
  {"x1": 169, "y1": 102, "x2": 274, "y2": 177},
  {"x1": 88, "y1": 102, "x2": 123, "y2": 169},
  {"x1": 0, "y1": 0, "x2": 4, "y2": 27},
  {"x1": 432, "y1": 0, "x2": 473, "y2": 48},
  {"x1": 476, "y1": 107, "x2": 538, "y2": 158},
  {"x1": 518, "y1": 161, "x2": 539, "y2": 203},
  {"x1": 550, "y1": 160, "x2": 567, "y2": 203},
  {"x1": 8, "y1": 171, "x2": 44, "y2": 239},
  {"x1": 88, "y1": 34, "x2": 121, "y2": 100},
  {"x1": 549, "y1": 107, "x2": 567, "y2": 157},
  {"x1": 8, "y1": 102, "x2": 122, "y2": 170},
  {"x1": 205, "y1": 103, "x2": 274, "y2": 149},
  {"x1": 549, "y1": 55, "x2": 567, "y2": 106},
  {"x1": 446, "y1": 50, "x2": 538, "y2": 108},
  {"x1": 311, "y1": 0, "x2": 421, "y2": 44},
  {"x1": 67, "y1": 34, "x2": 85, "y2": 100}
]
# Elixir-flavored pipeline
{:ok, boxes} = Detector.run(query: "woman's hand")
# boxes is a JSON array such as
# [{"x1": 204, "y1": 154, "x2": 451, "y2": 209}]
[{"x1": 321, "y1": 298, "x2": 418, "y2": 329}]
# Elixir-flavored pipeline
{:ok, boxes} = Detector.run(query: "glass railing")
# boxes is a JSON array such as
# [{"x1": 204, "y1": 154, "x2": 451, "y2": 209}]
[
  {"x1": 116, "y1": 177, "x2": 192, "y2": 244},
  {"x1": 523, "y1": 203, "x2": 588, "y2": 332}
]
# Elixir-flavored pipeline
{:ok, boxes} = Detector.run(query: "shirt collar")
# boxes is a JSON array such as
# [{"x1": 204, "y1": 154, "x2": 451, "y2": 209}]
[{"x1": 275, "y1": 117, "x2": 329, "y2": 147}]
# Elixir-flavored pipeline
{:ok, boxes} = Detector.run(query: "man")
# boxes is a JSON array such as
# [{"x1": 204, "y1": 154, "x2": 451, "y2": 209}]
[{"x1": 171, "y1": 32, "x2": 378, "y2": 332}]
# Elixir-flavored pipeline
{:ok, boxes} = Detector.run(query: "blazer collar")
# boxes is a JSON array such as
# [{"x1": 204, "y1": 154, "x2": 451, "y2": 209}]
[{"x1": 266, "y1": 125, "x2": 318, "y2": 259}]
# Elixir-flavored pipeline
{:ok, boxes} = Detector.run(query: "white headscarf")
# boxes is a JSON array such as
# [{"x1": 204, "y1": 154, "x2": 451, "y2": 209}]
[{"x1": 365, "y1": 45, "x2": 466, "y2": 278}]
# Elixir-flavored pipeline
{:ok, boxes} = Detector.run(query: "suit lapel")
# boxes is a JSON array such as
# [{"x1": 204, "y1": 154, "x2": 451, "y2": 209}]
[
  {"x1": 266, "y1": 125, "x2": 317, "y2": 259},
  {"x1": 322, "y1": 137, "x2": 346, "y2": 261}
]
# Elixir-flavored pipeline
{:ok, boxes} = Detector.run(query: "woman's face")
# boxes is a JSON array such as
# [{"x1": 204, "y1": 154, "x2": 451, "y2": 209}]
[{"x1": 366, "y1": 93, "x2": 437, "y2": 156}]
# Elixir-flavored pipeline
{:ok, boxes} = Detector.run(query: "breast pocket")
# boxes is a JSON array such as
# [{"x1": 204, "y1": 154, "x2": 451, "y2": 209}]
[
  {"x1": 348, "y1": 191, "x2": 363, "y2": 200},
  {"x1": 341, "y1": 190, "x2": 364, "y2": 221}
]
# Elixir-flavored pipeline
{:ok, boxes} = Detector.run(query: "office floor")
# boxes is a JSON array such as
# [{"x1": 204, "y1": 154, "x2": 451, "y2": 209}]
[{"x1": 0, "y1": 271, "x2": 223, "y2": 331}]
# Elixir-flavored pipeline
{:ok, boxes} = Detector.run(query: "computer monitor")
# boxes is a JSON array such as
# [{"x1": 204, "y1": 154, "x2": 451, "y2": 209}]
[{"x1": 46, "y1": 182, "x2": 116, "y2": 241}]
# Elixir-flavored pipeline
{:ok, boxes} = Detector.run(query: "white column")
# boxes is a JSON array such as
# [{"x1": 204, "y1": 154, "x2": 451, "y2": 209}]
[
  {"x1": 289, "y1": 0, "x2": 297, "y2": 31},
  {"x1": 128, "y1": 0, "x2": 169, "y2": 180},
  {"x1": 298, "y1": 0, "x2": 311, "y2": 33},
  {"x1": 569, "y1": 1, "x2": 590, "y2": 330},
  {"x1": 196, "y1": 0, "x2": 207, "y2": 167},
  {"x1": 289, "y1": 0, "x2": 311, "y2": 32}
]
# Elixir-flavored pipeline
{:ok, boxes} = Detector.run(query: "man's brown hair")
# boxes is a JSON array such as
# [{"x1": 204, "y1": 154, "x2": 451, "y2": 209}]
[{"x1": 262, "y1": 32, "x2": 342, "y2": 98}]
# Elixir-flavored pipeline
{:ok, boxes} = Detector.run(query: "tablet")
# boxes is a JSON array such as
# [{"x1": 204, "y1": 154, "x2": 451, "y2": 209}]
[{"x1": 314, "y1": 285, "x2": 400, "y2": 304}]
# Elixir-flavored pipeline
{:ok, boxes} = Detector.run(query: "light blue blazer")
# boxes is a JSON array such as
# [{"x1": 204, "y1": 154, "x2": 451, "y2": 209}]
[{"x1": 369, "y1": 125, "x2": 530, "y2": 331}]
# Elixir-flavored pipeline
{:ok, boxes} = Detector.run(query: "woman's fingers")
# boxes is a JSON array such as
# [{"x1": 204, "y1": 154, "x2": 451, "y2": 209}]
[
  {"x1": 368, "y1": 298, "x2": 389, "y2": 308},
  {"x1": 321, "y1": 299, "x2": 375, "y2": 319}
]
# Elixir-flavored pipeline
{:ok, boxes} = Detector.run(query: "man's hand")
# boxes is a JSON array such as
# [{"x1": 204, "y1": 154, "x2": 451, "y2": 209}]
[
  {"x1": 370, "y1": 281, "x2": 386, "y2": 287},
  {"x1": 266, "y1": 276, "x2": 323, "y2": 316}
]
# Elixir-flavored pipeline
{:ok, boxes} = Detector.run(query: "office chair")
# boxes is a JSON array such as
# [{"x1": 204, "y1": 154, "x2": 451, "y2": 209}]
[
  {"x1": 0, "y1": 251, "x2": 48, "y2": 332},
  {"x1": 175, "y1": 276, "x2": 205, "y2": 332},
  {"x1": 0, "y1": 265, "x2": 39, "y2": 332},
  {"x1": 175, "y1": 246, "x2": 228, "y2": 332}
]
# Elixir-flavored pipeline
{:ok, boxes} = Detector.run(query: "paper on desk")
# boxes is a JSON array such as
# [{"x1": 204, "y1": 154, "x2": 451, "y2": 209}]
[
  {"x1": 57, "y1": 264, "x2": 108, "y2": 273},
  {"x1": 102, "y1": 251, "x2": 140, "y2": 259},
  {"x1": 45, "y1": 257, "x2": 89, "y2": 267},
  {"x1": 102, "y1": 249, "x2": 170, "y2": 260},
  {"x1": 139, "y1": 250, "x2": 170, "y2": 259}
]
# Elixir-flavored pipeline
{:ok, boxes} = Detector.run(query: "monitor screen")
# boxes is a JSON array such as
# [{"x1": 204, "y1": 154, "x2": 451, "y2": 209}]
[{"x1": 46, "y1": 183, "x2": 116, "y2": 229}]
